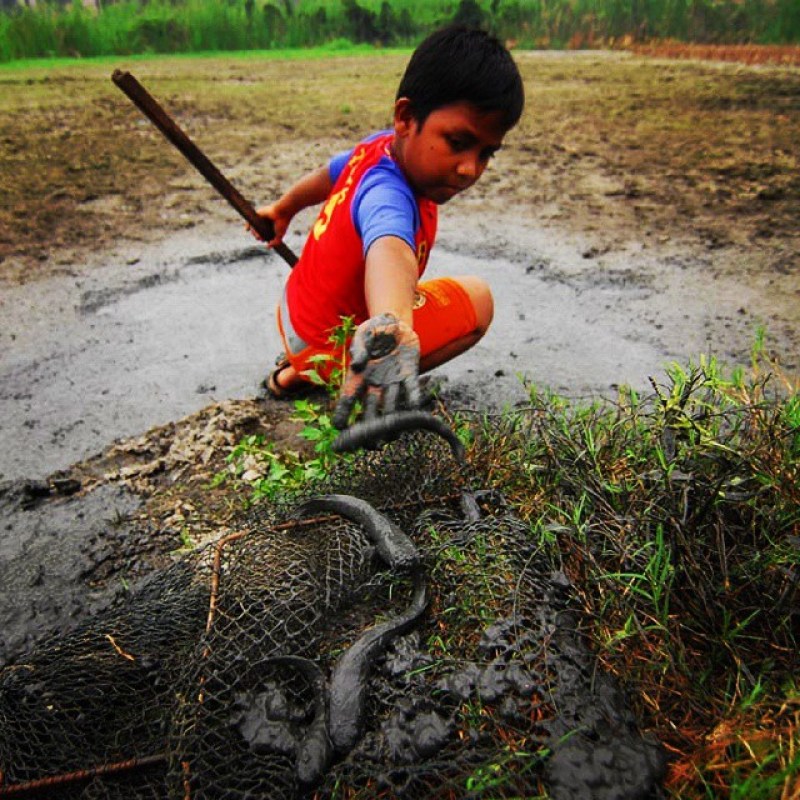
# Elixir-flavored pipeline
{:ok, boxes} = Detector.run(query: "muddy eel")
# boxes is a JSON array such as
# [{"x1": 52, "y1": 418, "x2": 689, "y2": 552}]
[
  {"x1": 332, "y1": 410, "x2": 466, "y2": 464},
  {"x1": 294, "y1": 494, "x2": 419, "y2": 571},
  {"x1": 264, "y1": 655, "x2": 331, "y2": 787},
  {"x1": 329, "y1": 570, "x2": 428, "y2": 754},
  {"x1": 293, "y1": 494, "x2": 429, "y2": 755}
]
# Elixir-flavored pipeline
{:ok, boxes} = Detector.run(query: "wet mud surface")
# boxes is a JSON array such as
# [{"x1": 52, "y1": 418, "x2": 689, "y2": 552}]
[
  {"x1": 0, "y1": 478, "x2": 178, "y2": 666},
  {"x1": 2, "y1": 212, "x2": 796, "y2": 484}
]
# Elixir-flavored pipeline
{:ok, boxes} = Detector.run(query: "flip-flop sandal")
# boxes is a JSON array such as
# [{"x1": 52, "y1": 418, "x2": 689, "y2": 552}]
[
  {"x1": 262, "y1": 356, "x2": 292, "y2": 400},
  {"x1": 262, "y1": 356, "x2": 323, "y2": 401}
]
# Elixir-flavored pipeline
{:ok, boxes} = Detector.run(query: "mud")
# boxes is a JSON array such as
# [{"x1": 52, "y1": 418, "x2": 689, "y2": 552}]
[
  {"x1": 341, "y1": 511, "x2": 667, "y2": 799},
  {"x1": 425, "y1": 573, "x2": 667, "y2": 800},
  {"x1": 0, "y1": 478, "x2": 179, "y2": 666},
  {"x1": 538, "y1": 575, "x2": 667, "y2": 800},
  {"x1": 3, "y1": 212, "x2": 796, "y2": 485}
]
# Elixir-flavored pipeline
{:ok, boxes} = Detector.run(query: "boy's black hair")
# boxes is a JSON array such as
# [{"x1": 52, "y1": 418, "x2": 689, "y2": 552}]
[{"x1": 396, "y1": 25, "x2": 524, "y2": 131}]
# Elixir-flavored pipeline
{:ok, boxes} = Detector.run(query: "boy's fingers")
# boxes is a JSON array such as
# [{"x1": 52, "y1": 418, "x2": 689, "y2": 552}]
[
  {"x1": 349, "y1": 334, "x2": 370, "y2": 373},
  {"x1": 382, "y1": 383, "x2": 400, "y2": 415},
  {"x1": 245, "y1": 222, "x2": 263, "y2": 242},
  {"x1": 332, "y1": 372, "x2": 363, "y2": 429},
  {"x1": 403, "y1": 375, "x2": 421, "y2": 409},
  {"x1": 332, "y1": 392, "x2": 356, "y2": 430},
  {"x1": 363, "y1": 387, "x2": 381, "y2": 421}
]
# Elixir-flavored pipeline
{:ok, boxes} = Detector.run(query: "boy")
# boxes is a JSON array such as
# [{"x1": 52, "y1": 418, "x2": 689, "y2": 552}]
[{"x1": 252, "y1": 25, "x2": 524, "y2": 429}]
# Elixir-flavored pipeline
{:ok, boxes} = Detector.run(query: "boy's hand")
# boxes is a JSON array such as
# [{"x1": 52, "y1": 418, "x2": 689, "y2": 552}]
[
  {"x1": 332, "y1": 314, "x2": 421, "y2": 429},
  {"x1": 248, "y1": 204, "x2": 291, "y2": 247}
]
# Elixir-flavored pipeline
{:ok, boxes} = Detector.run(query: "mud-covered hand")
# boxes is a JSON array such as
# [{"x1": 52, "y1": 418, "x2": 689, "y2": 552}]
[{"x1": 332, "y1": 313, "x2": 421, "y2": 429}]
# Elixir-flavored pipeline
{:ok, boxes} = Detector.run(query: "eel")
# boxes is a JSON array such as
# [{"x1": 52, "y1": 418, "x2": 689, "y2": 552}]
[
  {"x1": 292, "y1": 495, "x2": 430, "y2": 757},
  {"x1": 264, "y1": 655, "x2": 331, "y2": 787},
  {"x1": 294, "y1": 494, "x2": 419, "y2": 571},
  {"x1": 332, "y1": 410, "x2": 466, "y2": 464},
  {"x1": 328, "y1": 570, "x2": 428, "y2": 754}
]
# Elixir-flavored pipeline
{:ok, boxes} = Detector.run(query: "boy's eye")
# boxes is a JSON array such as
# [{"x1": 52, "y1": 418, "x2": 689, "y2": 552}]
[
  {"x1": 446, "y1": 134, "x2": 501, "y2": 162},
  {"x1": 446, "y1": 135, "x2": 469, "y2": 152}
]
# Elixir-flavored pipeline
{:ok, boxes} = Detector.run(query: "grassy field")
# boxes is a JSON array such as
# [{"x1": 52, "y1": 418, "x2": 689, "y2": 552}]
[
  {"x1": 1, "y1": 47, "x2": 799, "y2": 285},
  {"x1": 1, "y1": 0, "x2": 799, "y2": 63}
]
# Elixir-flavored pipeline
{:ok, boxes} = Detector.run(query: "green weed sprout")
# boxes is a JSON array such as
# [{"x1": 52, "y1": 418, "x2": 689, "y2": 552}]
[{"x1": 213, "y1": 317, "x2": 357, "y2": 503}]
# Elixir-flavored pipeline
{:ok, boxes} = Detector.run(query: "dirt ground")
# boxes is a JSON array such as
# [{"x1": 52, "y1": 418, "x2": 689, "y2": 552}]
[
  {"x1": 1, "y1": 50, "x2": 799, "y2": 284},
  {"x1": 1, "y1": 49, "x2": 799, "y2": 666}
]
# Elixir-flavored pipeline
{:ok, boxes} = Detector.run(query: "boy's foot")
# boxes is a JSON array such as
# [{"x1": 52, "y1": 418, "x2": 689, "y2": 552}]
[{"x1": 261, "y1": 356, "x2": 323, "y2": 401}]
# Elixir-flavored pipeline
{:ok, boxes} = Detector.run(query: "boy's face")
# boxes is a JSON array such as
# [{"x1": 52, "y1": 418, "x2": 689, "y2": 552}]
[{"x1": 392, "y1": 99, "x2": 508, "y2": 205}]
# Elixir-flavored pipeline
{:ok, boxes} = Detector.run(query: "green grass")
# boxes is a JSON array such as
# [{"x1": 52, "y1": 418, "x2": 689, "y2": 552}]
[
  {"x1": 471, "y1": 344, "x2": 799, "y2": 797},
  {"x1": 1, "y1": 0, "x2": 798, "y2": 64},
  {"x1": 0, "y1": 43, "x2": 401, "y2": 72}
]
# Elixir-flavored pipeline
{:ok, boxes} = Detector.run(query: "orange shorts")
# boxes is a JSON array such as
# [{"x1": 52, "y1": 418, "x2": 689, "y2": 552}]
[{"x1": 277, "y1": 277, "x2": 478, "y2": 384}]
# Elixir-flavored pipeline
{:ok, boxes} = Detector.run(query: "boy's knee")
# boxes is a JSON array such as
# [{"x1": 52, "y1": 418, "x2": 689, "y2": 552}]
[{"x1": 457, "y1": 275, "x2": 493, "y2": 335}]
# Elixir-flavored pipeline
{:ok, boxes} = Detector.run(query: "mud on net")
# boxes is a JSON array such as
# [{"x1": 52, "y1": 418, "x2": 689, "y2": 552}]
[{"x1": 0, "y1": 427, "x2": 665, "y2": 799}]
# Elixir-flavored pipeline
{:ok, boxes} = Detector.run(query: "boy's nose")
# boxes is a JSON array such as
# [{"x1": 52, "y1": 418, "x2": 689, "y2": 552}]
[{"x1": 456, "y1": 154, "x2": 483, "y2": 182}]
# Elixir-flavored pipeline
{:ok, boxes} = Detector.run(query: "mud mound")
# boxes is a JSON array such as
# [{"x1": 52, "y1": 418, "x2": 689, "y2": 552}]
[
  {"x1": 0, "y1": 429, "x2": 665, "y2": 798},
  {"x1": 0, "y1": 479, "x2": 174, "y2": 667}
]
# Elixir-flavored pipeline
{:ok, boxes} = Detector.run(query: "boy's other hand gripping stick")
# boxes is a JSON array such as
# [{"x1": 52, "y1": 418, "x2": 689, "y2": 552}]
[{"x1": 332, "y1": 314, "x2": 421, "y2": 430}]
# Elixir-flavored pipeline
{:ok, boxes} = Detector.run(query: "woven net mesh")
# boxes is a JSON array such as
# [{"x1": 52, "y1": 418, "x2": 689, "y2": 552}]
[{"x1": 0, "y1": 429, "x2": 664, "y2": 799}]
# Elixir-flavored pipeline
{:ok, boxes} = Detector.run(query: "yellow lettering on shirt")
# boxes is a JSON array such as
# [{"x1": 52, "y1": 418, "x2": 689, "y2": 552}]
[
  {"x1": 416, "y1": 240, "x2": 428, "y2": 271},
  {"x1": 313, "y1": 148, "x2": 367, "y2": 241}
]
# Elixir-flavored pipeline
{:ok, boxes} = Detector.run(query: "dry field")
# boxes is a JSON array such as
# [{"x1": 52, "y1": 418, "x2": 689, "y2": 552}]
[{"x1": 1, "y1": 48, "x2": 798, "y2": 287}]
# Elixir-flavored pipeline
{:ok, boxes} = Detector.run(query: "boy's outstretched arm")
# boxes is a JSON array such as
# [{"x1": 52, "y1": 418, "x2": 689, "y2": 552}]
[
  {"x1": 250, "y1": 165, "x2": 332, "y2": 247},
  {"x1": 364, "y1": 236, "x2": 418, "y2": 327},
  {"x1": 332, "y1": 236, "x2": 422, "y2": 428}
]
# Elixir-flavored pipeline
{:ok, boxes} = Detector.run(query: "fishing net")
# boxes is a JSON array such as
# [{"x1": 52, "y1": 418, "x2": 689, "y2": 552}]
[{"x1": 0, "y1": 427, "x2": 665, "y2": 799}]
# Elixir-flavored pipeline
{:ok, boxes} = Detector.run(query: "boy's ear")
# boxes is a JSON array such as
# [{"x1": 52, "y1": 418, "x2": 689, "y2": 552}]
[{"x1": 393, "y1": 97, "x2": 417, "y2": 137}]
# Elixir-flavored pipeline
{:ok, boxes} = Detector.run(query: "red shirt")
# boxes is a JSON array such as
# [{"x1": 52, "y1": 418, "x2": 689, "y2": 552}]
[{"x1": 285, "y1": 132, "x2": 438, "y2": 349}]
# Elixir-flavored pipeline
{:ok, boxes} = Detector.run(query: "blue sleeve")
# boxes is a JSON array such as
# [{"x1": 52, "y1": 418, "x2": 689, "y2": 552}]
[{"x1": 352, "y1": 163, "x2": 419, "y2": 256}]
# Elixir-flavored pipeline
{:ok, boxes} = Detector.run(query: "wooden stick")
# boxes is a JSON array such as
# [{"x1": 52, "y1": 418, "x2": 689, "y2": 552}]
[
  {"x1": 0, "y1": 753, "x2": 166, "y2": 796},
  {"x1": 111, "y1": 69, "x2": 298, "y2": 268}
]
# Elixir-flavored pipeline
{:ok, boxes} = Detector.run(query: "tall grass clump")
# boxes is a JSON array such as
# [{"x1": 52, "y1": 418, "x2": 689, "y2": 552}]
[
  {"x1": 1, "y1": 0, "x2": 799, "y2": 63},
  {"x1": 470, "y1": 343, "x2": 799, "y2": 797}
]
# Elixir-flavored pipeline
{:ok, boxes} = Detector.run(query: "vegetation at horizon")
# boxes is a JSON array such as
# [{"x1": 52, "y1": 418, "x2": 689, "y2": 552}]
[{"x1": 1, "y1": 0, "x2": 799, "y2": 63}]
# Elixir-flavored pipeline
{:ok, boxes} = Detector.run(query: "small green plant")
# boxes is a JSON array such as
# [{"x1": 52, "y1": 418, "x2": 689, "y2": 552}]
[
  {"x1": 213, "y1": 400, "x2": 349, "y2": 502},
  {"x1": 302, "y1": 315, "x2": 356, "y2": 397},
  {"x1": 463, "y1": 742, "x2": 549, "y2": 795},
  {"x1": 212, "y1": 317, "x2": 358, "y2": 502}
]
